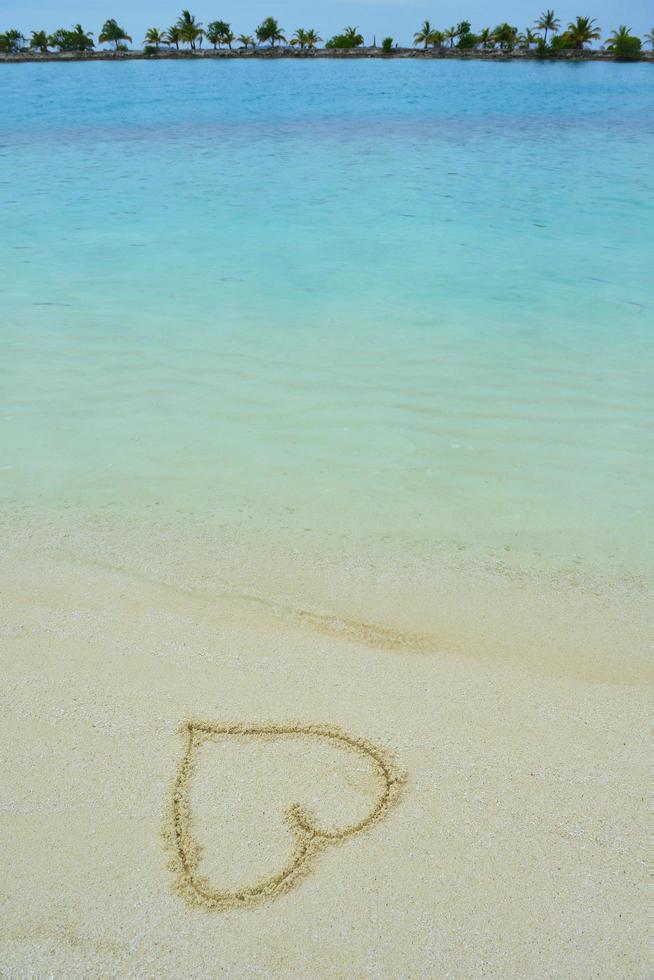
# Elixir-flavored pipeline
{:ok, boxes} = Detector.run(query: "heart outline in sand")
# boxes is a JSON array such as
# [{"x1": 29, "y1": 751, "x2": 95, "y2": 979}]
[{"x1": 165, "y1": 721, "x2": 405, "y2": 910}]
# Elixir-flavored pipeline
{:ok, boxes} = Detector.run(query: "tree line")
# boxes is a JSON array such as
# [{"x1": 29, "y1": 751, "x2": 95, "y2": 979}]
[{"x1": 2, "y1": 10, "x2": 653, "y2": 60}]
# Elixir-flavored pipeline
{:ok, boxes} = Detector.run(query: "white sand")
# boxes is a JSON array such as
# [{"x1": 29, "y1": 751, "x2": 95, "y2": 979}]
[{"x1": 0, "y1": 520, "x2": 650, "y2": 977}]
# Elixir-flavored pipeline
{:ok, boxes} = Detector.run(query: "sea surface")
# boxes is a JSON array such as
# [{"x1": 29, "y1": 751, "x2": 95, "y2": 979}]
[{"x1": 2, "y1": 59, "x2": 653, "y2": 582}]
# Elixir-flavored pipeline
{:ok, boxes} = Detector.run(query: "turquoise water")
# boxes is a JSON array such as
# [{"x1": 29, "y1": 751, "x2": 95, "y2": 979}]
[{"x1": 2, "y1": 60, "x2": 653, "y2": 573}]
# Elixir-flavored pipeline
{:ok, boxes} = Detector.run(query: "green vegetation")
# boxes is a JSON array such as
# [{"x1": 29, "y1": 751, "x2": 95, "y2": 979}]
[
  {"x1": 0, "y1": 29, "x2": 25, "y2": 52},
  {"x1": 493, "y1": 23, "x2": 519, "y2": 51},
  {"x1": 534, "y1": 10, "x2": 560, "y2": 44},
  {"x1": 413, "y1": 21, "x2": 444, "y2": 49},
  {"x1": 29, "y1": 30, "x2": 49, "y2": 53},
  {"x1": 98, "y1": 19, "x2": 132, "y2": 49},
  {"x1": 164, "y1": 26, "x2": 182, "y2": 49},
  {"x1": 206, "y1": 20, "x2": 233, "y2": 48},
  {"x1": 144, "y1": 28, "x2": 165, "y2": 50},
  {"x1": 175, "y1": 9, "x2": 204, "y2": 49},
  {"x1": 566, "y1": 15, "x2": 601, "y2": 48},
  {"x1": 256, "y1": 16, "x2": 285, "y2": 47},
  {"x1": 325, "y1": 26, "x2": 364, "y2": 49},
  {"x1": 455, "y1": 21, "x2": 476, "y2": 49},
  {"x1": 548, "y1": 33, "x2": 573, "y2": 51},
  {"x1": 49, "y1": 25, "x2": 94, "y2": 51},
  {"x1": 606, "y1": 25, "x2": 642, "y2": 60},
  {"x1": 414, "y1": 21, "x2": 435, "y2": 49},
  {"x1": 291, "y1": 28, "x2": 321, "y2": 50},
  {"x1": 1, "y1": 9, "x2": 651, "y2": 60},
  {"x1": 477, "y1": 28, "x2": 494, "y2": 50}
]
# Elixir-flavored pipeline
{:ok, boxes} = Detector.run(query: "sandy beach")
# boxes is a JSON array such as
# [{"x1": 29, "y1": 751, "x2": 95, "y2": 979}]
[{"x1": 1, "y1": 518, "x2": 650, "y2": 977}]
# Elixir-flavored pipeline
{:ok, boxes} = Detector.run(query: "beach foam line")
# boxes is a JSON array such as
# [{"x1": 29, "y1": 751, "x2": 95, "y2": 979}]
[
  {"x1": 7, "y1": 517, "x2": 651, "y2": 683},
  {"x1": 41, "y1": 545, "x2": 435, "y2": 653},
  {"x1": 230, "y1": 590, "x2": 433, "y2": 652}
]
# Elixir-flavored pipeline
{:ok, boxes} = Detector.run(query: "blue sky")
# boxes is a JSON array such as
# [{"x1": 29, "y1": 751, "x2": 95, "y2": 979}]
[{"x1": 5, "y1": 1, "x2": 652, "y2": 46}]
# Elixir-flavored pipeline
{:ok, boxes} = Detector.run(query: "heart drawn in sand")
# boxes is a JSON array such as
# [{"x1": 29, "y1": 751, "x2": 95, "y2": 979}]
[{"x1": 165, "y1": 721, "x2": 405, "y2": 911}]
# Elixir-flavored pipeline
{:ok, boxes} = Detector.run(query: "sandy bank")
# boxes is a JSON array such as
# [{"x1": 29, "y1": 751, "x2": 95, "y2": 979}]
[{"x1": 0, "y1": 517, "x2": 649, "y2": 976}]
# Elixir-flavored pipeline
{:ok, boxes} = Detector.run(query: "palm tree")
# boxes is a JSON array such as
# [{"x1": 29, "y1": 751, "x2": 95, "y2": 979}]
[
  {"x1": 343, "y1": 26, "x2": 364, "y2": 44},
  {"x1": 522, "y1": 28, "x2": 539, "y2": 49},
  {"x1": 605, "y1": 25, "x2": 641, "y2": 57},
  {"x1": 256, "y1": 17, "x2": 286, "y2": 47},
  {"x1": 444, "y1": 26, "x2": 458, "y2": 47},
  {"x1": 493, "y1": 23, "x2": 519, "y2": 51},
  {"x1": 645, "y1": 28, "x2": 654, "y2": 48},
  {"x1": 414, "y1": 20, "x2": 434, "y2": 48},
  {"x1": 206, "y1": 20, "x2": 231, "y2": 48},
  {"x1": 144, "y1": 28, "x2": 165, "y2": 49},
  {"x1": 98, "y1": 19, "x2": 132, "y2": 49},
  {"x1": 165, "y1": 26, "x2": 182, "y2": 49},
  {"x1": 535, "y1": 10, "x2": 560, "y2": 44},
  {"x1": 47, "y1": 25, "x2": 94, "y2": 51},
  {"x1": 29, "y1": 29, "x2": 50, "y2": 53},
  {"x1": 69, "y1": 24, "x2": 94, "y2": 51},
  {"x1": 176, "y1": 9, "x2": 204, "y2": 50},
  {"x1": 291, "y1": 28, "x2": 308, "y2": 49},
  {"x1": 237, "y1": 34, "x2": 255, "y2": 48},
  {"x1": 565, "y1": 16, "x2": 601, "y2": 49},
  {"x1": 607, "y1": 25, "x2": 632, "y2": 46},
  {"x1": 304, "y1": 29, "x2": 321, "y2": 49},
  {"x1": 291, "y1": 28, "x2": 321, "y2": 49},
  {"x1": 0, "y1": 29, "x2": 24, "y2": 52},
  {"x1": 176, "y1": 9, "x2": 196, "y2": 31},
  {"x1": 477, "y1": 27, "x2": 494, "y2": 49}
]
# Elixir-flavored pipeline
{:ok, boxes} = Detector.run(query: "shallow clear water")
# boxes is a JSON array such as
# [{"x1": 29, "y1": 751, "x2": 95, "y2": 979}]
[{"x1": 2, "y1": 60, "x2": 653, "y2": 574}]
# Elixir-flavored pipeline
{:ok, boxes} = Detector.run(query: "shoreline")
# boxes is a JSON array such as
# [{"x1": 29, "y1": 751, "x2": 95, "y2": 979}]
[
  {"x1": 3, "y1": 509, "x2": 652, "y2": 684},
  {"x1": 2, "y1": 46, "x2": 653, "y2": 64}
]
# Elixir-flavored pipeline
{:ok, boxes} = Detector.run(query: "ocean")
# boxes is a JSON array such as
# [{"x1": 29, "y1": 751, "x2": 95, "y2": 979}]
[{"x1": 2, "y1": 59, "x2": 653, "y2": 583}]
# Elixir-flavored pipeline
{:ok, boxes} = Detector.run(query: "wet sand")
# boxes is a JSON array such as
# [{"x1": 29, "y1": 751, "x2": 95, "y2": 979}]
[{"x1": 0, "y1": 518, "x2": 650, "y2": 976}]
